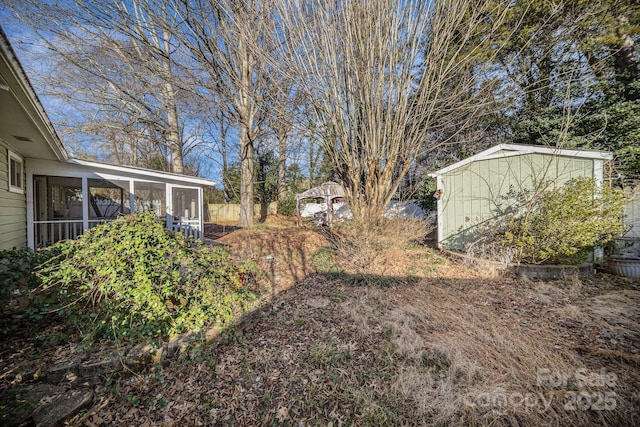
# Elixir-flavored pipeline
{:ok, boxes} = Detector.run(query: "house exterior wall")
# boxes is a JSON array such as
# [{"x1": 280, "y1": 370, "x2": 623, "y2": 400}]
[
  {"x1": 439, "y1": 152, "x2": 595, "y2": 250},
  {"x1": 0, "y1": 139, "x2": 27, "y2": 250}
]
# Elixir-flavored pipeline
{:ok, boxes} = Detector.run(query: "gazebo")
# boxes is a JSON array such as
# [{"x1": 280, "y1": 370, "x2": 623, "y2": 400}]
[{"x1": 296, "y1": 182, "x2": 345, "y2": 227}]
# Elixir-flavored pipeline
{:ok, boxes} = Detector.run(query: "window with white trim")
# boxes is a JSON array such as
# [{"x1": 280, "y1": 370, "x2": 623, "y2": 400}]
[{"x1": 8, "y1": 150, "x2": 24, "y2": 193}]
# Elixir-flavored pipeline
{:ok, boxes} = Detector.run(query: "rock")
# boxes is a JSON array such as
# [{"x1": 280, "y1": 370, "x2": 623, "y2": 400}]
[
  {"x1": 167, "y1": 333, "x2": 192, "y2": 357},
  {"x1": 31, "y1": 388, "x2": 93, "y2": 427},
  {"x1": 204, "y1": 326, "x2": 222, "y2": 344},
  {"x1": 125, "y1": 342, "x2": 155, "y2": 370},
  {"x1": 151, "y1": 347, "x2": 164, "y2": 365},
  {"x1": 45, "y1": 360, "x2": 79, "y2": 384},
  {"x1": 0, "y1": 384, "x2": 64, "y2": 427},
  {"x1": 78, "y1": 353, "x2": 122, "y2": 377}
]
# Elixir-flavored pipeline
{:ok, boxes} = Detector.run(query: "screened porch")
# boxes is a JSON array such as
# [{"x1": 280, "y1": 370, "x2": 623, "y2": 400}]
[{"x1": 26, "y1": 159, "x2": 213, "y2": 248}]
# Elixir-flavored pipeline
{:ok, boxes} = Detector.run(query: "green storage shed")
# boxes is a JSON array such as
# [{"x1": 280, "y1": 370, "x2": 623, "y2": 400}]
[{"x1": 428, "y1": 144, "x2": 613, "y2": 250}]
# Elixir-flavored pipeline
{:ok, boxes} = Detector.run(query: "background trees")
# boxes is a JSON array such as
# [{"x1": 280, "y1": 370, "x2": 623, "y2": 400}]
[
  {"x1": 2, "y1": 0, "x2": 637, "y2": 227},
  {"x1": 172, "y1": 0, "x2": 276, "y2": 227},
  {"x1": 467, "y1": 0, "x2": 640, "y2": 179},
  {"x1": 274, "y1": 0, "x2": 518, "y2": 225},
  {"x1": 5, "y1": 0, "x2": 194, "y2": 173}
]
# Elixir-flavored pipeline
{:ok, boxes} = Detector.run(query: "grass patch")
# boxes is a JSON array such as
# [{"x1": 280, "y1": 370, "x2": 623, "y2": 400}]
[
  {"x1": 331, "y1": 218, "x2": 430, "y2": 275},
  {"x1": 311, "y1": 246, "x2": 341, "y2": 273},
  {"x1": 63, "y1": 268, "x2": 640, "y2": 426},
  {"x1": 5, "y1": 218, "x2": 638, "y2": 426}
]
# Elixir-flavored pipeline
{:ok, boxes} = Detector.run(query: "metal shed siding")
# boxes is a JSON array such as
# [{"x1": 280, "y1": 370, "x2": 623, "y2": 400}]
[
  {"x1": 0, "y1": 141, "x2": 27, "y2": 250},
  {"x1": 624, "y1": 185, "x2": 640, "y2": 238},
  {"x1": 440, "y1": 153, "x2": 594, "y2": 249}
]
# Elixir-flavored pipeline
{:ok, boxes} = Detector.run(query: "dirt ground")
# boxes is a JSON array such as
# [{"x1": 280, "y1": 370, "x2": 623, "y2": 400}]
[
  {"x1": 211, "y1": 216, "x2": 473, "y2": 294},
  {"x1": 2, "y1": 216, "x2": 640, "y2": 426},
  {"x1": 68, "y1": 268, "x2": 639, "y2": 426},
  {"x1": 216, "y1": 224, "x2": 331, "y2": 294}
]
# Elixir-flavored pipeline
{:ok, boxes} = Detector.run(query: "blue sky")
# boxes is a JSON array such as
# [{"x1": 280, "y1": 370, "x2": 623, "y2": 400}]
[
  {"x1": 1, "y1": 3, "x2": 318, "y2": 189},
  {"x1": 1, "y1": 5, "x2": 224, "y2": 183}
]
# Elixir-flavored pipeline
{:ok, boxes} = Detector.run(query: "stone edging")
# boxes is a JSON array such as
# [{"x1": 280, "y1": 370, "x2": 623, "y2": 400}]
[
  {"x1": 4, "y1": 325, "x2": 223, "y2": 427},
  {"x1": 442, "y1": 250, "x2": 594, "y2": 279}
]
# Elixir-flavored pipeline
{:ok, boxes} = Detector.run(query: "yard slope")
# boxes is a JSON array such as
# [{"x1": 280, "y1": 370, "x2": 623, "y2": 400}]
[{"x1": 72, "y1": 270, "x2": 639, "y2": 426}]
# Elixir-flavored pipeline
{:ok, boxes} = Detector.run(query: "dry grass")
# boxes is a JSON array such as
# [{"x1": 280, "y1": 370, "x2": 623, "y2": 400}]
[
  {"x1": 379, "y1": 283, "x2": 634, "y2": 426},
  {"x1": 72, "y1": 269, "x2": 639, "y2": 426},
  {"x1": 330, "y1": 218, "x2": 433, "y2": 275},
  {"x1": 217, "y1": 226, "x2": 332, "y2": 293},
  {"x1": 9, "y1": 221, "x2": 635, "y2": 426}
]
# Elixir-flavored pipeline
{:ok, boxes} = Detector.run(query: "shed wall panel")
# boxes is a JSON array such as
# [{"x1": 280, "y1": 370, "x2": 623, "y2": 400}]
[
  {"x1": 624, "y1": 185, "x2": 640, "y2": 238},
  {"x1": 439, "y1": 153, "x2": 596, "y2": 250}
]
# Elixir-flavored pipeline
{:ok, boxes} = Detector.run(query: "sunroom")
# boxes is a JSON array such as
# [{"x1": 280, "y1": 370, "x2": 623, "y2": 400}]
[{"x1": 26, "y1": 158, "x2": 214, "y2": 248}]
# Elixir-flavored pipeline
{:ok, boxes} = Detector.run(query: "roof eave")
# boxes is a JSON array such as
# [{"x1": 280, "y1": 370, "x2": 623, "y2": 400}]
[
  {"x1": 0, "y1": 27, "x2": 67, "y2": 161},
  {"x1": 429, "y1": 144, "x2": 613, "y2": 177},
  {"x1": 67, "y1": 158, "x2": 216, "y2": 186}
]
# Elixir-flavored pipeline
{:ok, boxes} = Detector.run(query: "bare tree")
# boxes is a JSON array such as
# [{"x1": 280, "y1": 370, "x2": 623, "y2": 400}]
[
  {"x1": 173, "y1": 0, "x2": 274, "y2": 227},
  {"x1": 5, "y1": 0, "x2": 191, "y2": 173},
  {"x1": 274, "y1": 0, "x2": 515, "y2": 225},
  {"x1": 263, "y1": 71, "x2": 305, "y2": 205}
]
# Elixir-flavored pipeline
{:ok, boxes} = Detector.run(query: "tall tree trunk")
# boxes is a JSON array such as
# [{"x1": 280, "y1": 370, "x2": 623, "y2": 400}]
[
  {"x1": 308, "y1": 146, "x2": 315, "y2": 187},
  {"x1": 161, "y1": 28, "x2": 183, "y2": 174},
  {"x1": 239, "y1": 127, "x2": 254, "y2": 227},
  {"x1": 165, "y1": 84, "x2": 184, "y2": 174},
  {"x1": 277, "y1": 132, "x2": 287, "y2": 203},
  {"x1": 238, "y1": 36, "x2": 256, "y2": 228},
  {"x1": 220, "y1": 126, "x2": 230, "y2": 203}
]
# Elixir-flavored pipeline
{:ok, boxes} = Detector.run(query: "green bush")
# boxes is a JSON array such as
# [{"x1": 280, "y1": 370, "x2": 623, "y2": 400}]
[
  {"x1": 37, "y1": 212, "x2": 257, "y2": 341},
  {"x1": 1, "y1": 248, "x2": 47, "y2": 297},
  {"x1": 415, "y1": 176, "x2": 438, "y2": 212},
  {"x1": 277, "y1": 194, "x2": 298, "y2": 216},
  {"x1": 500, "y1": 177, "x2": 627, "y2": 265},
  {"x1": 0, "y1": 246, "x2": 62, "y2": 315}
]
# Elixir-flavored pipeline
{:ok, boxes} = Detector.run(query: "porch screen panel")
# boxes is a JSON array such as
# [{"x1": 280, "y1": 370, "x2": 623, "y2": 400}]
[
  {"x1": 172, "y1": 188, "x2": 199, "y2": 221},
  {"x1": 89, "y1": 179, "x2": 131, "y2": 220},
  {"x1": 134, "y1": 182, "x2": 166, "y2": 218},
  {"x1": 48, "y1": 177, "x2": 83, "y2": 219},
  {"x1": 33, "y1": 176, "x2": 83, "y2": 247}
]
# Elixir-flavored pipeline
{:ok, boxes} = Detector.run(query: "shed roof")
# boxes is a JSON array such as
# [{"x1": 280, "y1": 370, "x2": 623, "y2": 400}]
[
  {"x1": 429, "y1": 143, "x2": 613, "y2": 177},
  {"x1": 296, "y1": 182, "x2": 345, "y2": 200}
]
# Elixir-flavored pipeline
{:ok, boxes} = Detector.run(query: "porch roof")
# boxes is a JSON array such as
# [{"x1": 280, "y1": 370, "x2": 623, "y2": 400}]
[{"x1": 66, "y1": 158, "x2": 216, "y2": 187}]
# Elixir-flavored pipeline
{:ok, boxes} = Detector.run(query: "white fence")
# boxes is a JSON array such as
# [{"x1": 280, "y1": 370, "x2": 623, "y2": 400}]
[
  {"x1": 34, "y1": 217, "x2": 202, "y2": 247},
  {"x1": 33, "y1": 219, "x2": 113, "y2": 247}
]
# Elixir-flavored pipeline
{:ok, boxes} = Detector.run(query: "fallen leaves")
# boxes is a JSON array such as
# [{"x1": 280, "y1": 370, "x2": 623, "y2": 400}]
[{"x1": 2, "y1": 223, "x2": 639, "y2": 426}]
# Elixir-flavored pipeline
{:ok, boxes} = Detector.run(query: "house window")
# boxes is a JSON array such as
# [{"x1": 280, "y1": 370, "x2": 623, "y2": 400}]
[{"x1": 8, "y1": 150, "x2": 24, "y2": 193}]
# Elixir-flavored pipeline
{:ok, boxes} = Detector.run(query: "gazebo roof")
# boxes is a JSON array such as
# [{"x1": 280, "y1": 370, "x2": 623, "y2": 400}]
[{"x1": 296, "y1": 181, "x2": 345, "y2": 201}]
